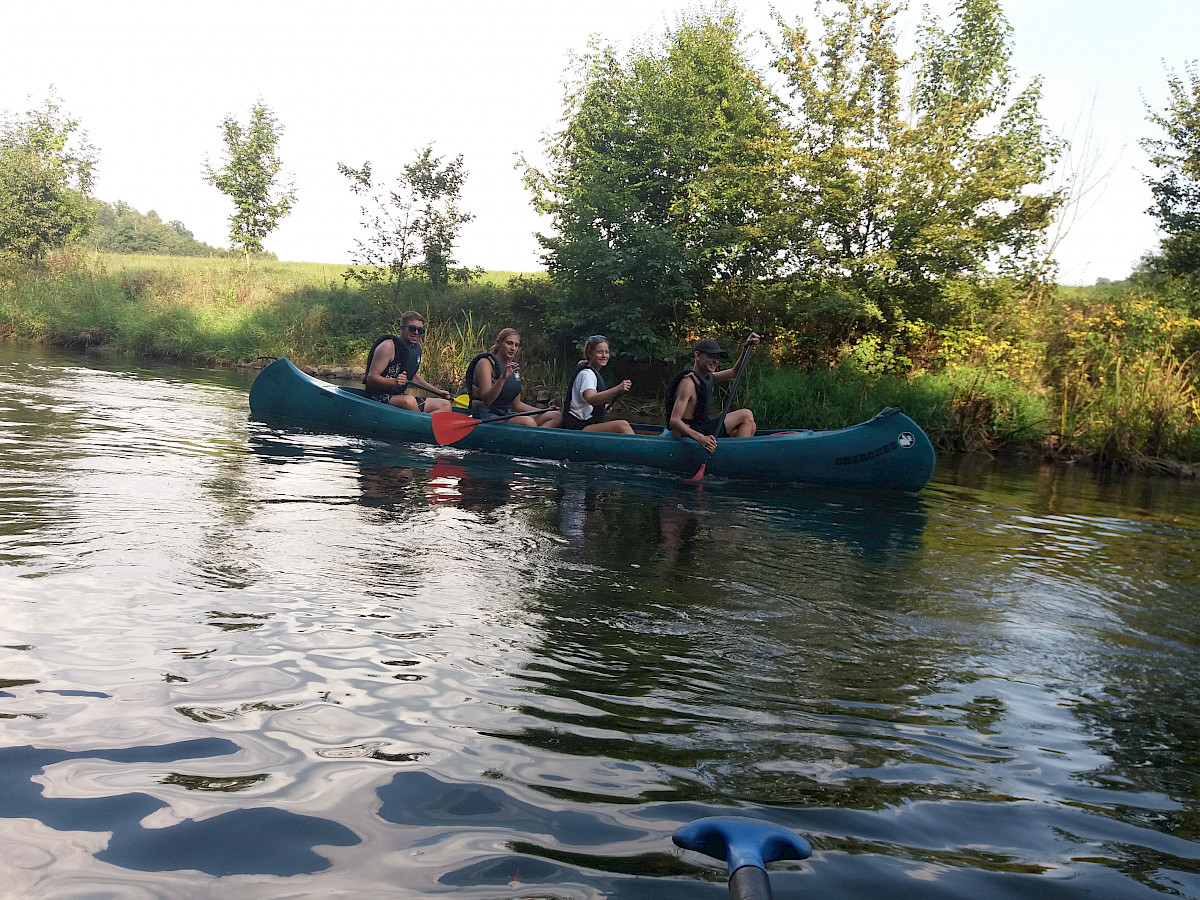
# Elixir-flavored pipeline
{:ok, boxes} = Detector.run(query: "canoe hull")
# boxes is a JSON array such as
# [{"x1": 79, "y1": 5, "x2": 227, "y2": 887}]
[{"x1": 248, "y1": 358, "x2": 936, "y2": 492}]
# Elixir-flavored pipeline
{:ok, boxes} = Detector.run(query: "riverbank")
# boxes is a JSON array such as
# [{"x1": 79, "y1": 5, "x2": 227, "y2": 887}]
[{"x1": 2, "y1": 251, "x2": 1197, "y2": 474}]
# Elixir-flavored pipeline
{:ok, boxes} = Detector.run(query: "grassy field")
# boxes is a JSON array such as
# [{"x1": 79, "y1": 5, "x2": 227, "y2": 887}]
[{"x1": 0, "y1": 252, "x2": 528, "y2": 372}]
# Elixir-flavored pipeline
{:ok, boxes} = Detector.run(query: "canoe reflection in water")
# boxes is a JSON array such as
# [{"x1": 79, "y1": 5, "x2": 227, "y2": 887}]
[
  {"x1": 246, "y1": 429, "x2": 927, "y2": 560},
  {"x1": 356, "y1": 458, "x2": 513, "y2": 517},
  {"x1": 552, "y1": 473, "x2": 927, "y2": 565}
]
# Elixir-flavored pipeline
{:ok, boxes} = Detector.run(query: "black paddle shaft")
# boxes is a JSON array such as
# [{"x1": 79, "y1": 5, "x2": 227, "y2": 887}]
[
  {"x1": 730, "y1": 864, "x2": 774, "y2": 900},
  {"x1": 713, "y1": 343, "x2": 754, "y2": 439}
]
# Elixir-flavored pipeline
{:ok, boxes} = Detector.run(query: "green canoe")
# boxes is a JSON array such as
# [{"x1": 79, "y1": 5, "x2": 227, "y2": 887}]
[{"x1": 248, "y1": 358, "x2": 936, "y2": 492}]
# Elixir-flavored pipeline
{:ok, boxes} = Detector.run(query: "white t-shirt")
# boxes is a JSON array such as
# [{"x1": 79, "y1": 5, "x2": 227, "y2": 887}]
[{"x1": 568, "y1": 368, "x2": 600, "y2": 420}]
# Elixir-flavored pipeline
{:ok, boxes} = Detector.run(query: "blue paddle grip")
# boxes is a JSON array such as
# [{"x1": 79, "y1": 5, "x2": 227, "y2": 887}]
[{"x1": 672, "y1": 816, "x2": 812, "y2": 872}]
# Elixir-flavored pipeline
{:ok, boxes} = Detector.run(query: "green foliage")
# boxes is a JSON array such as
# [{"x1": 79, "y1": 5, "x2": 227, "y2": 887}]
[
  {"x1": 526, "y1": 1, "x2": 1061, "y2": 369},
  {"x1": 1037, "y1": 285, "x2": 1200, "y2": 467},
  {"x1": 0, "y1": 93, "x2": 97, "y2": 264},
  {"x1": 339, "y1": 145, "x2": 479, "y2": 309},
  {"x1": 771, "y1": 0, "x2": 1062, "y2": 335},
  {"x1": 1141, "y1": 60, "x2": 1200, "y2": 284},
  {"x1": 203, "y1": 99, "x2": 297, "y2": 265},
  {"x1": 87, "y1": 201, "x2": 227, "y2": 257},
  {"x1": 523, "y1": 6, "x2": 794, "y2": 359},
  {"x1": 748, "y1": 361, "x2": 1050, "y2": 452},
  {"x1": 420, "y1": 310, "x2": 490, "y2": 390},
  {"x1": 1053, "y1": 349, "x2": 1200, "y2": 471}
]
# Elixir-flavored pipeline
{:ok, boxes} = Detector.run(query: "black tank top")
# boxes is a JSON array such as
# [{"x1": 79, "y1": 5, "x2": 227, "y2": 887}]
[{"x1": 364, "y1": 335, "x2": 421, "y2": 392}]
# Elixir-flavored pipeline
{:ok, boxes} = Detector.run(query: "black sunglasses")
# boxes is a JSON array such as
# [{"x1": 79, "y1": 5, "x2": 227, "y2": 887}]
[{"x1": 405, "y1": 324, "x2": 427, "y2": 336}]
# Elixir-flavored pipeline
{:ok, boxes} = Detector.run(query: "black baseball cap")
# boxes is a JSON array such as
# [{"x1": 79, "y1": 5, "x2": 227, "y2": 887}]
[{"x1": 693, "y1": 338, "x2": 727, "y2": 357}]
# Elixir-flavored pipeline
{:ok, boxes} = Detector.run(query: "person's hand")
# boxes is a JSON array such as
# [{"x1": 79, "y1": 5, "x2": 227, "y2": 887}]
[
  {"x1": 618, "y1": 379, "x2": 632, "y2": 393},
  {"x1": 505, "y1": 361, "x2": 520, "y2": 377},
  {"x1": 698, "y1": 433, "x2": 718, "y2": 453},
  {"x1": 745, "y1": 332, "x2": 761, "y2": 349},
  {"x1": 441, "y1": 389, "x2": 451, "y2": 399},
  {"x1": 395, "y1": 372, "x2": 408, "y2": 388}
]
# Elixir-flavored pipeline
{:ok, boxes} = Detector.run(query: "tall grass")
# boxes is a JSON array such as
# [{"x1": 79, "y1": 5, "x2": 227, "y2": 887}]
[
  {"x1": 0, "y1": 252, "x2": 512, "y2": 366},
  {"x1": 421, "y1": 311, "x2": 490, "y2": 391},
  {"x1": 748, "y1": 363, "x2": 1051, "y2": 452},
  {"x1": 1056, "y1": 350, "x2": 1200, "y2": 470}
]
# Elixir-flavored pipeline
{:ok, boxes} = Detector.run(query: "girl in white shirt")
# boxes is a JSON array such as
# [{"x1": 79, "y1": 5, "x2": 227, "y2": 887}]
[{"x1": 561, "y1": 335, "x2": 635, "y2": 433}]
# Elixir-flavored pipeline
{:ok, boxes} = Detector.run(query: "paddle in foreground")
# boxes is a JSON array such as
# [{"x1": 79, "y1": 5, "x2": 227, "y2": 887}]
[{"x1": 673, "y1": 816, "x2": 812, "y2": 900}]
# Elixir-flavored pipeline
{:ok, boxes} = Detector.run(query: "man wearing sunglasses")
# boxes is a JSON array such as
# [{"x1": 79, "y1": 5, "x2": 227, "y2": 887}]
[{"x1": 363, "y1": 311, "x2": 453, "y2": 412}]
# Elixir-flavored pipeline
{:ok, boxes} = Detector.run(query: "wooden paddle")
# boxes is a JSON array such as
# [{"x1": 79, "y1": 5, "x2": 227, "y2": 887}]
[
  {"x1": 431, "y1": 407, "x2": 554, "y2": 445},
  {"x1": 686, "y1": 343, "x2": 754, "y2": 483}
]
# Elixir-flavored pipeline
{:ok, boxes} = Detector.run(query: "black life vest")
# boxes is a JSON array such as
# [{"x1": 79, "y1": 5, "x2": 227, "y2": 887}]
[
  {"x1": 364, "y1": 335, "x2": 421, "y2": 392},
  {"x1": 665, "y1": 368, "x2": 713, "y2": 430},
  {"x1": 562, "y1": 363, "x2": 607, "y2": 429},
  {"x1": 464, "y1": 352, "x2": 522, "y2": 415}
]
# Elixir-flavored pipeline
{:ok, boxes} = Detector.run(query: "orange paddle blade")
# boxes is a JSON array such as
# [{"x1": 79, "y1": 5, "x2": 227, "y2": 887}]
[
  {"x1": 431, "y1": 410, "x2": 482, "y2": 445},
  {"x1": 685, "y1": 462, "x2": 707, "y2": 483}
]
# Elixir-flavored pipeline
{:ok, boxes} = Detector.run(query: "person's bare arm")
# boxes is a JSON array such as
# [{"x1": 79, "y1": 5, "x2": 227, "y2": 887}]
[
  {"x1": 669, "y1": 377, "x2": 717, "y2": 452},
  {"x1": 583, "y1": 380, "x2": 631, "y2": 405},
  {"x1": 365, "y1": 343, "x2": 403, "y2": 392},
  {"x1": 714, "y1": 333, "x2": 760, "y2": 384},
  {"x1": 409, "y1": 373, "x2": 449, "y2": 398}
]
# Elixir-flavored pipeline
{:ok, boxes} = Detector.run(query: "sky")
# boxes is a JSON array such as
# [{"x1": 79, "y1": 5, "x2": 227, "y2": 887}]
[{"x1": 4, "y1": 0, "x2": 1198, "y2": 285}]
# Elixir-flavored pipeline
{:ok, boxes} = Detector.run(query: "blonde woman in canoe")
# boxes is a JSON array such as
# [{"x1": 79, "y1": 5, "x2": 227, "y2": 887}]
[{"x1": 462, "y1": 328, "x2": 561, "y2": 427}]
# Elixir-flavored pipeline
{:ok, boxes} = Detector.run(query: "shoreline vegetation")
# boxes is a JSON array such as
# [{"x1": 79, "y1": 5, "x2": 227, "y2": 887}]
[{"x1": 1, "y1": 251, "x2": 1196, "y2": 478}]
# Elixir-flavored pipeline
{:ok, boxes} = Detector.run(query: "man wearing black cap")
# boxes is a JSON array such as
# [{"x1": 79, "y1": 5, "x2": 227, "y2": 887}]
[{"x1": 665, "y1": 333, "x2": 760, "y2": 452}]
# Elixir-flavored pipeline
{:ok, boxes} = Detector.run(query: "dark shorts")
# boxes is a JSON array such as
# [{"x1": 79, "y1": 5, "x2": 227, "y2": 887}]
[{"x1": 562, "y1": 412, "x2": 601, "y2": 430}]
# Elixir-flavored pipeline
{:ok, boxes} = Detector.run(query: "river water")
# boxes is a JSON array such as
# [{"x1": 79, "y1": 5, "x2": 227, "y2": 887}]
[{"x1": 1, "y1": 344, "x2": 1198, "y2": 899}]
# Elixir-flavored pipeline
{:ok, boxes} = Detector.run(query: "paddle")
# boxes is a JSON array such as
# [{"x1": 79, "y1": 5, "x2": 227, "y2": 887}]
[
  {"x1": 430, "y1": 407, "x2": 554, "y2": 445},
  {"x1": 673, "y1": 816, "x2": 811, "y2": 900},
  {"x1": 686, "y1": 342, "x2": 755, "y2": 483}
]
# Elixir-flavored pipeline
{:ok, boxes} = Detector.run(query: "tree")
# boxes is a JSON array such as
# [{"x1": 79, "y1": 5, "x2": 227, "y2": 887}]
[
  {"x1": 338, "y1": 144, "x2": 477, "y2": 303},
  {"x1": 0, "y1": 92, "x2": 97, "y2": 264},
  {"x1": 1141, "y1": 60, "x2": 1200, "y2": 281},
  {"x1": 523, "y1": 7, "x2": 795, "y2": 360},
  {"x1": 772, "y1": 0, "x2": 1063, "y2": 336},
  {"x1": 203, "y1": 99, "x2": 296, "y2": 266}
]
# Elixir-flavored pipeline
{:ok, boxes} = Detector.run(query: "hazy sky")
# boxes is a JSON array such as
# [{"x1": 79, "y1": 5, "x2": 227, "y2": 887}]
[{"x1": 5, "y1": 0, "x2": 1198, "y2": 284}]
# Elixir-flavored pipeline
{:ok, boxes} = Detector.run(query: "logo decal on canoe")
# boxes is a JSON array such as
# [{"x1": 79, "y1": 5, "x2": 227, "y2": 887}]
[
  {"x1": 836, "y1": 441, "x2": 898, "y2": 466},
  {"x1": 898, "y1": 432, "x2": 915, "y2": 449}
]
